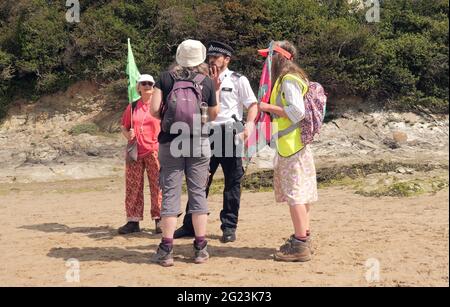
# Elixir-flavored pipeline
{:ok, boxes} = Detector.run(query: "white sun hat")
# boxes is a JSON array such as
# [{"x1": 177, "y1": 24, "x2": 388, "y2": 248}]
[
  {"x1": 137, "y1": 74, "x2": 155, "y2": 84},
  {"x1": 175, "y1": 39, "x2": 206, "y2": 68}
]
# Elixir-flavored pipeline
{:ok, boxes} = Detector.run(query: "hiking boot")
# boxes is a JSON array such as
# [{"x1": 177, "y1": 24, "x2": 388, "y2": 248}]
[
  {"x1": 221, "y1": 228, "x2": 236, "y2": 243},
  {"x1": 274, "y1": 236, "x2": 312, "y2": 262},
  {"x1": 118, "y1": 222, "x2": 140, "y2": 235},
  {"x1": 279, "y1": 235, "x2": 314, "y2": 254},
  {"x1": 193, "y1": 241, "x2": 210, "y2": 264},
  {"x1": 152, "y1": 243, "x2": 174, "y2": 267},
  {"x1": 155, "y1": 219, "x2": 162, "y2": 234},
  {"x1": 174, "y1": 226, "x2": 195, "y2": 239}
]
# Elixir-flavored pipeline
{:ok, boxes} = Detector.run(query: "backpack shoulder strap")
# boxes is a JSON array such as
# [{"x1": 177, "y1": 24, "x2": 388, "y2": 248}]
[
  {"x1": 192, "y1": 73, "x2": 206, "y2": 85},
  {"x1": 190, "y1": 74, "x2": 205, "y2": 105}
]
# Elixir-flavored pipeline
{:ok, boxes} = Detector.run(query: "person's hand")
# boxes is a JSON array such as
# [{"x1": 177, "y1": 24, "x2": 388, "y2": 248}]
[
  {"x1": 209, "y1": 65, "x2": 222, "y2": 91},
  {"x1": 128, "y1": 128, "x2": 135, "y2": 141}
]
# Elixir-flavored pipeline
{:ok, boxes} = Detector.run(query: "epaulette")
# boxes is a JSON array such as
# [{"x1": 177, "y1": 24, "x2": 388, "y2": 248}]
[{"x1": 231, "y1": 72, "x2": 242, "y2": 79}]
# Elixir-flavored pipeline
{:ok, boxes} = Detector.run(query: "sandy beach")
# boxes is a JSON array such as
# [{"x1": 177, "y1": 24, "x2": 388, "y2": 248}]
[{"x1": 0, "y1": 176, "x2": 448, "y2": 287}]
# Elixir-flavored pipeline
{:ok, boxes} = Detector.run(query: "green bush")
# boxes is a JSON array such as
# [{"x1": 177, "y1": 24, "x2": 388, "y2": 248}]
[{"x1": 0, "y1": 0, "x2": 448, "y2": 117}]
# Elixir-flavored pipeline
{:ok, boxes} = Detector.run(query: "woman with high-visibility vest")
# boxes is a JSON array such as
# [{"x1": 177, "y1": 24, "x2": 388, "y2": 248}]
[{"x1": 258, "y1": 40, "x2": 318, "y2": 262}]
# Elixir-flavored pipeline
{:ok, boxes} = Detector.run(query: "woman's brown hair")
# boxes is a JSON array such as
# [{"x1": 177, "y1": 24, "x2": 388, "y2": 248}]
[
  {"x1": 271, "y1": 40, "x2": 308, "y2": 89},
  {"x1": 169, "y1": 62, "x2": 210, "y2": 80}
]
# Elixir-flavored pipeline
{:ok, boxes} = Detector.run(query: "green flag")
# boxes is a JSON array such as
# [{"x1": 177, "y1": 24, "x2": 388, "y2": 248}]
[{"x1": 126, "y1": 38, "x2": 141, "y2": 103}]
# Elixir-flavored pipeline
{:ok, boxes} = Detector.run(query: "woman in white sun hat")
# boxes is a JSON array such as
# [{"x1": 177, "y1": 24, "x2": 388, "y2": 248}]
[
  {"x1": 150, "y1": 39, "x2": 219, "y2": 266},
  {"x1": 119, "y1": 74, "x2": 162, "y2": 235}
]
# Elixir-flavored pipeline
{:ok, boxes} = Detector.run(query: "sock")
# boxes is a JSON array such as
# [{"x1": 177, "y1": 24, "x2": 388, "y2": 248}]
[
  {"x1": 194, "y1": 236, "x2": 207, "y2": 249},
  {"x1": 294, "y1": 235, "x2": 308, "y2": 242},
  {"x1": 161, "y1": 237, "x2": 173, "y2": 250}
]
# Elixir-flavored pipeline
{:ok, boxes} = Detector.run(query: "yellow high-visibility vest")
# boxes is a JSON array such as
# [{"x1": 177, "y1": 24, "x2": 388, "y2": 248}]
[{"x1": 270, "y1": 74, "x2": 308, "y2": 157}]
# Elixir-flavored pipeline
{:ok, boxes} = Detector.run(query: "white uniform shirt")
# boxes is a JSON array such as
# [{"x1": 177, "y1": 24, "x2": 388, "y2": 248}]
[
  {"x1": 211, "y1": 68, "x2": 257, "y2": 126},
  {"x1": 282, "y1": 79, "x2": 306, "y2": 124}
]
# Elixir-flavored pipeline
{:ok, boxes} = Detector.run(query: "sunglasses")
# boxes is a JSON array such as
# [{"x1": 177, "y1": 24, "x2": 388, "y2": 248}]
[{"x1": 140, "y1": 82, "x2": 154, "y2": 87}]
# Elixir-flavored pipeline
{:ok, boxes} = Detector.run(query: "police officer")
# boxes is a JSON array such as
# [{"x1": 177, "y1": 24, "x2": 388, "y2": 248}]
[{"x1": 174, "y1": 41, "x2": 258, "y2": 243}]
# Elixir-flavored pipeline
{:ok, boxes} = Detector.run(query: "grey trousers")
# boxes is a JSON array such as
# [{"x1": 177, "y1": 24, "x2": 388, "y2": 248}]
[{"x1": 158, "y1": 138, "x2": 211, "y2": 217}]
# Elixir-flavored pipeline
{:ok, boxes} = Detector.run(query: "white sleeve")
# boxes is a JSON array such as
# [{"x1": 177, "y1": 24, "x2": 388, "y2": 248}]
[
  {"x1": 238, "y1": 76, "x2": 258, "y2": 109},
  {"x1": 281, "y1": 80, "x2": 305, "y2": 124}
]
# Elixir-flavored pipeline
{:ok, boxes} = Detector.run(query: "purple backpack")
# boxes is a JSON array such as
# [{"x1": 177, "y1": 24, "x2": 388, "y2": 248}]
[
  {"x1": 161, "y1": 74, "x2": 206, "y2": 133},
  {"x1": 300, "y1": 81, "x2": 327, "y2": 145}
]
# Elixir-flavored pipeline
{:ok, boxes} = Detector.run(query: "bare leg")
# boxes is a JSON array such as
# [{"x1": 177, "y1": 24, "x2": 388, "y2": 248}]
[
  {"x1": 192, "y1": 213, "x2": 208, "y2": 237},
  {"x1": 305, "y1": 204, "x2": 311, "y2": 233},
  {"x1": 289, "y1": 204, "x2": 308, "y2": 238},
  {"x1": 161, "y1": 216, "x2": 177, "y2": 239}
]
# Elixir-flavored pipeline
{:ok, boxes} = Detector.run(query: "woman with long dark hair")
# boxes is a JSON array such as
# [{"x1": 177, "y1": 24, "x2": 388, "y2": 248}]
[{"x1": 258, "y1": 41, "x2": 318, "y2": 262}]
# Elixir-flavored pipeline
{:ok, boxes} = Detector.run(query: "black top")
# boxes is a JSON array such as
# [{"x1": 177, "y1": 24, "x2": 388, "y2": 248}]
[{"x1": 155, "y1": 71, "x2": 217, "y2": 144}]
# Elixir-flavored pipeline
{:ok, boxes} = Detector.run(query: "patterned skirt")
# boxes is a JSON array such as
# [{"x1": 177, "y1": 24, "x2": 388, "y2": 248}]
[{"x1": 273, "y1": 145, "x2": 318, "y2": 206}]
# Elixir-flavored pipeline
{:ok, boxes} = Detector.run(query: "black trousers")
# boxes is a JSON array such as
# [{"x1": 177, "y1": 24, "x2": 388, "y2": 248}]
[{"x1": 182, "y1": 124, "x2": 244, "y2": 232}]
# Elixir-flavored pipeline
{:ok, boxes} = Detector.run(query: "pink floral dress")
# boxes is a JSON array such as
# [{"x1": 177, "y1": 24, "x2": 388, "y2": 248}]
[{"x1": 273, "y1": 145, "x2": 318, "y2": 206}]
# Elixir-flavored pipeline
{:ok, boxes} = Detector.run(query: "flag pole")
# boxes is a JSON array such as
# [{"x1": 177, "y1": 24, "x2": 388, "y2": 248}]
[{"x1": 129, "y1": 38, "x2": 133, "y2": 131}]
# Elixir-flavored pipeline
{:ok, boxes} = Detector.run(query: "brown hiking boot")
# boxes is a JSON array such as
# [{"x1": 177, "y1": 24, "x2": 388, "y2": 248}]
[
  {"x1": 278, "y1": 235, "x2": 313, "y2": 252},
  {"x1": 274, "y1": 236, "x2": 312, "y2": 262}
]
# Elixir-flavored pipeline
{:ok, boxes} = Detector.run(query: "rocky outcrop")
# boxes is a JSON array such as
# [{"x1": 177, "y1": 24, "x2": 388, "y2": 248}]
[
  {"x1": 0, "y1": 81, "x2": 127, "y2": 183},
  {"x1": 249, "y1": 111, "x2": 449, "y2": 171},
  {"x1": 0, "y1": 83, "x2": 448, "y2": 183}
]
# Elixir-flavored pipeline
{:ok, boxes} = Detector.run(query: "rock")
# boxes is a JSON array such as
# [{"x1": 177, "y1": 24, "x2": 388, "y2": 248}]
[
  {"x1": 366, "y1": 178, "x2": 379, "y2": 186},
  {"x1": 3, "y1": 116, "x2": 28, "y2": 129},
  {"x1": 402, "y1": 112, "x2": 422, "y2": 124},
  {"x1": 359, "y1": 140, "x2": 380, "y2": 150},
  {"x1": 396, "y1": 167, "x2": 407, "y2": 174},
  {"x1": 27, "y1": 146, "x2": 60, "y2": 163},
  {"x1": 407, "y1": 140, "x2": 421, "y2": 146},
  {"x1": 9, "y1": 152, "x2": 27, "y2": 167},
  {"x1": 383, "y1": 138, "x2": 401, "y2": 149},
  {"x1": 405, "y1": 168, "x2": 414, "y2": 174},
  {"x1": 86, "y1": 148, "x2": 100, "y2": 157},
  {"x1": 383, "y1": 178, "x2": 394, "y2": 186},
  {"x1": 392, "y1": 131, "x2": 408, "y2": 144}
]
